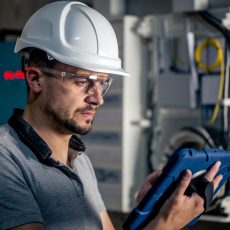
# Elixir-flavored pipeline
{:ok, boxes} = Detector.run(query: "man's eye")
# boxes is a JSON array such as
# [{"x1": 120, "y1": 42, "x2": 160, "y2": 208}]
[
  {"x1": 75, "y1": 80, "x2": 88, "y2": 86},
  {"x1": 69, "y1": 77, "x2": 88, "y2": 85}
]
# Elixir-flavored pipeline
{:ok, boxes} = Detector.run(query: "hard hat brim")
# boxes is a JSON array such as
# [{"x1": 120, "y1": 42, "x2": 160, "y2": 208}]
[{"x1": 15, "y1": 40, "x2": 130, "y2": 77}]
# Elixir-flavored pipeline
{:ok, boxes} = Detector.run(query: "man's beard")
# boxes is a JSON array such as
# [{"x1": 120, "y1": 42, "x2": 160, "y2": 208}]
[{"x1": 44, "y1": 104, "x2": 95, "y2": 135}]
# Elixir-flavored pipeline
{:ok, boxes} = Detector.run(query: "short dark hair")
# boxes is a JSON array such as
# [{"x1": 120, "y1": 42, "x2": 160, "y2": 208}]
[
  {"x1": 22, "y1": 48, "x2": 58, "y2": 69},
  {"x1": 21, "y1": 48, "x2": 58, "y2": 95}
]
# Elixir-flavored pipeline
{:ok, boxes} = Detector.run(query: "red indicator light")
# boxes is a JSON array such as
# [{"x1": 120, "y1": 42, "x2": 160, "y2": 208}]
[
  {"x1": 15, "y1": 70, "x2": 25, "y2": 79},
  {"x1": 4, "y1": 71, "x2": 15, "y2": 80},
  {"x1": 3, "y1": 70, "x2": 25, "y2": 80}
]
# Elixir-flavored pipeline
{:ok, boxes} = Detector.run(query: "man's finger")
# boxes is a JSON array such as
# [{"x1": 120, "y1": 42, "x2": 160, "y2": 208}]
[
  {"x1": 204, "y1": 161, "x2": 221, "y2": 182},
  {"x1": 136, "y1": 170, "x2": 162, "y2": 204},
  {"x1": 174, "y1": 169, "x2": 192, "y2": 196},
  {"x1": 146, "y1": 170, "x2": 162, "y2": 186},
  {"x1": 213, "y1": 174, "x2": 223, "y2": 191}
]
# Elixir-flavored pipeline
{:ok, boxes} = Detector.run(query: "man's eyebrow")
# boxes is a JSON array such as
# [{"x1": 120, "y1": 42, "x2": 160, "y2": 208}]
[{"x1": 70, "y1": 73, "x2": 110, "y2": 82}]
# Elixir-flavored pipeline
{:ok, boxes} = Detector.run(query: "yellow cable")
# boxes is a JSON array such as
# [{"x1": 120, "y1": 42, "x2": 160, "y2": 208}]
[
  {"x1": 195, "y1": 38, "x2": 223, "y2": 72},
  {"x1": 194, "y1": 38, "x2": 225, "y2": 124},
  {"x1": 209, "y1": 51, "x2": 225, "y2": 124}
]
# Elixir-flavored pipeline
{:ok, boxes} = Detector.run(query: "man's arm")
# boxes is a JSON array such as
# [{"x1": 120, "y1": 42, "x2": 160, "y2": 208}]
[
  {"x1": 8, "y1": 212, "x2": 112, "y2": 230},
  {"x1": 9, "y1": 223, "x2": 44, "y2": 230},
  {"x1": 100, "y1": 211, "x2": 115, "y2": 230}
]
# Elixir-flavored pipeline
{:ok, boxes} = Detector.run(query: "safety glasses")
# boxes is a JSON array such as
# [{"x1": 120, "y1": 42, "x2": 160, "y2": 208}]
[{"x1": 25, "y1": 67, "x2": 113, "y2": 97}]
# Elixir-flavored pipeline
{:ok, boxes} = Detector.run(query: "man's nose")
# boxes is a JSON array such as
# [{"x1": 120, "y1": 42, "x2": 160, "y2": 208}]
[{"x1": 85, "y1": 86, "x2": 104, "y2": 106}]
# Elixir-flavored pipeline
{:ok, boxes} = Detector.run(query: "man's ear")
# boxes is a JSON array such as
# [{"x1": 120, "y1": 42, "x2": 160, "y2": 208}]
[{"x1": 26, "y1": 69, "x2": 43, "y2": 93}]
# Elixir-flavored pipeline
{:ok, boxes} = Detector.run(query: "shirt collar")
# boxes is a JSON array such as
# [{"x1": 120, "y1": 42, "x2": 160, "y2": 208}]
[{"x1": 8, "y1": 108, "x2": 86, "y2": 161}]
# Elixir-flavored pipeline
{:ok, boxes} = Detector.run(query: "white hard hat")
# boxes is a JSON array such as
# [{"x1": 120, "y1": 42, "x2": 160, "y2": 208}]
[{"x1": 15, "y1": 1, "x2": 129, "y2": 77}]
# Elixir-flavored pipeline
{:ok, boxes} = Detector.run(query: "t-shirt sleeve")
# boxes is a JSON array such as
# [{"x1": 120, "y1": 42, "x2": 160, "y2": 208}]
[
  {"x1": 0, "y1": 148, "x2": 43, "y2": 229},
  {"x1": 74, "y1": 153, "x2": 106, "y2": 213}
]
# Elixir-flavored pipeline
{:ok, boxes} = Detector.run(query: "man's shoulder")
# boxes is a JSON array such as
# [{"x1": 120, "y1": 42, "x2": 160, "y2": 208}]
[
  {"x1": 0, "y1": 123, "x2": 23, "y2": 158},
  {"x1": 0, "y1": 124, "x2": 16, "y2": 144},
  {"x1": 0, "y1": 123, "x2": 11, "y2": 135}
]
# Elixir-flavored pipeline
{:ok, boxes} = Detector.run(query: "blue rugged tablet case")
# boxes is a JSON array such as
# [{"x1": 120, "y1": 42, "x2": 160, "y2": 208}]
[{"x1": 123, "y1": 148, "x2": 230, "y2": 230}]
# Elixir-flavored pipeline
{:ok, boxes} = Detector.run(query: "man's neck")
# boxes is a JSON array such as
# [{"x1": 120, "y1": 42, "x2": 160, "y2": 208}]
[{"x1": 23, "y1": 106, "x2": 71, "y2": 165}]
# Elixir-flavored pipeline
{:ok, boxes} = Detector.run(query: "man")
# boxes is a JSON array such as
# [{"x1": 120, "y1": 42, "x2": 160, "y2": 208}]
[{"x1": 0, "y1": 1, "x2": 222, "y2": 230}]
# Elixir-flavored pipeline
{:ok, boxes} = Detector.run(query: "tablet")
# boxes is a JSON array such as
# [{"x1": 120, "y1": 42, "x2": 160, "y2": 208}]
[{"x1": 123, "y1": 148, "x2": 230, "y2": 230}]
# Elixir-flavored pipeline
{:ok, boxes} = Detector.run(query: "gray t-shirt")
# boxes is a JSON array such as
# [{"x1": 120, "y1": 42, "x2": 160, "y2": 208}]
[{"x1": 0, "y1": 110, "x2": 105, "y2": 230}]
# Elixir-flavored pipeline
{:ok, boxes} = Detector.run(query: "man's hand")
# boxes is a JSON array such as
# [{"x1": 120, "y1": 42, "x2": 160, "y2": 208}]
[
  {"x1": 138, "y1": 161, "x2": 223, "y2": 230},
  {"x1": 136, "y1": 170, "x2": 162, "y2": 204}
]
